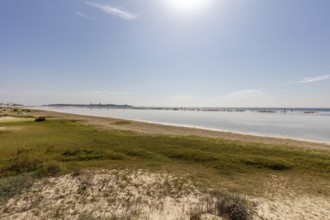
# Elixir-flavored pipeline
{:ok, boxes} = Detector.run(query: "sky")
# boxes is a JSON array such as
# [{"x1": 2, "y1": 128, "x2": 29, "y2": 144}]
[{"x1": 1, "y1": 0, "x2": 330, "y2": 107}]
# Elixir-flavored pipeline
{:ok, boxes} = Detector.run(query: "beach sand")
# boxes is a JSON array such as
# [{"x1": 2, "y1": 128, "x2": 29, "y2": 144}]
[{"x1": 1, "y1": 169, "x2": 329, "y2": 220}]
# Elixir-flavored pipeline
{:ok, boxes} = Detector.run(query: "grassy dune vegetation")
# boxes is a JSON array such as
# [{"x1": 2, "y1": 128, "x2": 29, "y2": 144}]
[{"x1": 1, "y1": 109, "x2": 330, "y2": 204}]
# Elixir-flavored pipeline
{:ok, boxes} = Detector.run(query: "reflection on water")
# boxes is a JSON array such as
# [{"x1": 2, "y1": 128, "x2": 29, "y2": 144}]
[{"x1": 36, "y1": 107, "x2": 330, "y2": 144}]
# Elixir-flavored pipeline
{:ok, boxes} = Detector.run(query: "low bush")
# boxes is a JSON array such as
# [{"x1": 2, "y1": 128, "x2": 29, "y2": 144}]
[
  {"x1": 163, "y1": 148, "x2": 218, "y2": 163},
  {"x1": 38, "y1": 161, "x2": 65, "y2": 177},
  {"x1": 120, "y1": 148, "x2": 154, "y2": 159},
  {"x1": 243, "y1": 158, "x2": 291, "y2": 171},
  {"x1": 190, "y1": 212, "x2": 202, "y2": 220},
  {"x1": 35, "y1": 117, "x2": 46, "y2": 122},
  {"x1": 60, "y1": 149, "x2": 124, "y2": 161},
  {"x1": 217, "y1": 194, "x2": 248, "y2": 220}
]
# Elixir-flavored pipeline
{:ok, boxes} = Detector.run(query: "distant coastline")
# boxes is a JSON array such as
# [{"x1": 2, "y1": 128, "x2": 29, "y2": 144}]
[
  {"x1": 45, "y1": 103, "x2": 133, "y2": 108},
  {"x1": 44, "y1": 104, "x2": 330, "y2": 114}
]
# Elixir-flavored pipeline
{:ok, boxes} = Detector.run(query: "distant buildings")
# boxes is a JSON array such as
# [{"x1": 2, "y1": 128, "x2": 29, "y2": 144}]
[{"x1": 0, "y1": 102, "x2": 23, "y2": 107}]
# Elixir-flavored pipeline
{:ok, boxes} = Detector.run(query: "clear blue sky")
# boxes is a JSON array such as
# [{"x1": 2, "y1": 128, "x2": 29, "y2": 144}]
[{"x1": 1, "y1": 0, "x2": 330, "y2": 107}]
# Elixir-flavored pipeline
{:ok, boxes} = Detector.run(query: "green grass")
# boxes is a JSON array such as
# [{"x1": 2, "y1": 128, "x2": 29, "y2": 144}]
[
  {"x1": 1, "y1": 117, "x2": 330, "y2": 197},
  {"x1": 113, "y1": 120, "x2": 131, "y2": 125}
]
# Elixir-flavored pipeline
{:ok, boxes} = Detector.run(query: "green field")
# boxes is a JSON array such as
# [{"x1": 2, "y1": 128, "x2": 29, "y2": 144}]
[{"x1": 1, "y1": 113, "x2": 330, "y2": 201}]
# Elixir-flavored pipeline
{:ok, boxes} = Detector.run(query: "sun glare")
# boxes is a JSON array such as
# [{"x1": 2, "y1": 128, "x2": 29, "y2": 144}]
[{"x1": 165, "y1": 0, "x2": 213, "y2": 13}]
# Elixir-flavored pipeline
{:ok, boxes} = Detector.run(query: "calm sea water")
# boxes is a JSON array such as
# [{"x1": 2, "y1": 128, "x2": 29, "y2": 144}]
[{"x1": 36, "y1": 106, "x2": 330, "y2": 144}]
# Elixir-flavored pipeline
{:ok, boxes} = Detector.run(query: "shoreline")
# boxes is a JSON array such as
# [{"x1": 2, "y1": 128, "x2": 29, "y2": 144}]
[
  {"x1": 2, "y1": 107, "x2": 330, "y2": 220},
  {"x1": 32, "y1": 107, "x2": 330, "y2": 145},
  {"x1": 114, "y1": 118, "x2": 330, "y2": 146},
  {"x1": 28, "y1": 109, "x2": 330, "y2": 150}
]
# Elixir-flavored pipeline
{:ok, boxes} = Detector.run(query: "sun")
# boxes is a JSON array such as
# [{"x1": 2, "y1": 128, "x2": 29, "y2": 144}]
[{"x1": 165, "y1": 0, "x2": 213, "y2": 13}]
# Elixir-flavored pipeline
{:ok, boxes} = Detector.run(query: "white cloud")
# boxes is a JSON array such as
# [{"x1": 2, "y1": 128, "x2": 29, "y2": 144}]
[
  {"x1": 75, "y1": 11, "x2": 95, "y2": 20},
  {"x1": 75, "y1": 11, "x2": 87, "y2": 18},
  {"x1": 85, "y1": 1, "x2": 138, "y2": 20},
  {"x1": 298, "y1": 75, "x2": 330, "y2": 83},
  {"x1": 228, "y1": 89, "x2": 264, "y2": 97}
]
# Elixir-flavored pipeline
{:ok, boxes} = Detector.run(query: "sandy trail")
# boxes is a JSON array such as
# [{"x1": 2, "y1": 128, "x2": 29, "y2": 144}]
[
  {"x1": 0, "y1": 117, "x2": 29, "y2": 131},
  {"x1": 252, "y1": 175, "x2": 330, "y2": 220},
  {"x1": 0, "y1": 116, "x2": 30, "y2": 123}
]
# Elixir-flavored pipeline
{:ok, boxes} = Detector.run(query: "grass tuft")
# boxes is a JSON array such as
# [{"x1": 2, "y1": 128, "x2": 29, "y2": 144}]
[
  {"x1": 60, "y1": 149, "x2": 124, "y2": 161},
  {"x1": 1, "y1": 157, "x2": 42, "y2": 176},
  {"x1": 243, "y1": 158, "x2": 291, "y2": 171},
  {"x1": 38, "y1": 161, "x2": 66, "y2": 177}
]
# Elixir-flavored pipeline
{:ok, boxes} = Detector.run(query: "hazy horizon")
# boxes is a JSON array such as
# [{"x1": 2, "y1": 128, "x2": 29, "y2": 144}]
[
  {"x1": 31, "y1": 104, "x2": 330, "y2": 110},
  {"x1": 1, "y1": 0, "x2": 330, "y2": 107}
]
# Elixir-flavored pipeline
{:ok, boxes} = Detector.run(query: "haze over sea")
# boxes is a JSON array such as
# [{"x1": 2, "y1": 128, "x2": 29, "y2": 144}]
[{"x1": 36, "y1": 106, "x2": 330, "y2": 144}]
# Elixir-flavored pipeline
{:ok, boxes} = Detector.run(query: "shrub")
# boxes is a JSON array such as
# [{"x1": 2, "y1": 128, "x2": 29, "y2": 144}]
[
  {"x1": 38, "y1": 161, "x2": 64, "y2": 177},
  {"x1": 71, "y1": 168, "x2": 82, "y2": 177},
  {"x1": 217, "y1": 194, "x2": 248, "y2": 220},
  {"x1": 35, "y1": 117, "x2": 46, "y2": 122},
  {"x1": 190, "y1": 212, "x2": 202, "y2": 220}
]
